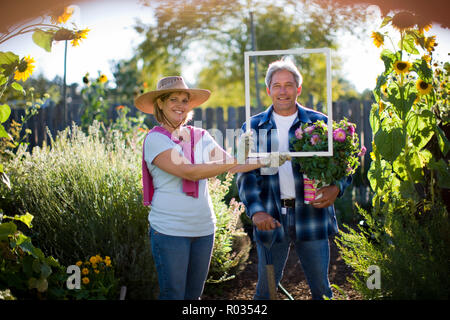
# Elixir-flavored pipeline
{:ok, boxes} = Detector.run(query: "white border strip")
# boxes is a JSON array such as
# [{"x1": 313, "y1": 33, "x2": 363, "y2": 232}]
[{"x1": 245, "y1": 48, "x2": 333, "y2": 157}]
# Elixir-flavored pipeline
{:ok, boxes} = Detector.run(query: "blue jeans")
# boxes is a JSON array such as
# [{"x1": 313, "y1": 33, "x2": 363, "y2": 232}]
[
  {"x1": 150, "y1": 227, "x2": 214, "y2": 300},
  {"x1": 254, "y1": 208, "x2": 332, "y2": 300}
]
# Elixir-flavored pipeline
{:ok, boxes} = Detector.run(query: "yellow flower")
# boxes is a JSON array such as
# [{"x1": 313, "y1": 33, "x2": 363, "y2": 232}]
[
  {"x1": 378, "y1": 100, "x2": 386, "y2": 115},
  {"x1": 89, "y1": 256, "x2": 97, "y2": 264},
  {"x1": 98, "y1": 74, "x2": 108, "y2": 84},
  {"x1": 416, "y1": 79, "x2": 432, "y2": 95},
  {"x1": 393, "y1": 61, "x2": 412, "y2": 75},
  {"x1": 422, "y1": 55, "x2": 431, "y2": 66},
  {"x1": 381, "y1": 84, "x2": 388, "y2": 96},
  {"x1": 82, "y1": 268, "x2": 89, "y2": 275},
  {"x1": 14, "y1": 56, "x2": 35, "y2": 82},
  {"x1": 95, "y1": 254, "x2": 103, "y2": 263},
  {"x1": 424, "y1": 36, "x2": 437, "y2": 53},
  {"x1": 76, "y1": 261, "x2": 83, "y2": 267},
  {"x1": 50, "y1": 6, "x2": 74, "y2": 24},
  {"x1": 371, "y1": 31, "x2": 384, "y2": 48},
  {"x1": 370, "y1": 152, "x2": 376, "y2": 161},
  {"x1": 105, "y1": 257, "x2": 112, "y2": 267},
  {"x1": 94, "y1": 269, "x2": 100, "y2": 274},
  {"x1": 82, "y1": 277, "x2": 90, "y2": 285},
  {"x1": 70, "y1": 29, "x2": 90, "y2": 47}
]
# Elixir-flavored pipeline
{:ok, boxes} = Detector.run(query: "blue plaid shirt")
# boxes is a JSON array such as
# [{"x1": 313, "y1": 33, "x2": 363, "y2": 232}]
[{"x1": 237, "y1": 103, "x2": 352, "y2": 242}]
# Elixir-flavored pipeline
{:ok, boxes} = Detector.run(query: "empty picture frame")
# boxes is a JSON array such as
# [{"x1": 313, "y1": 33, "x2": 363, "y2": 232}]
[{"x1": 244, "y1": 48, "x2": 333, "y2": 157}]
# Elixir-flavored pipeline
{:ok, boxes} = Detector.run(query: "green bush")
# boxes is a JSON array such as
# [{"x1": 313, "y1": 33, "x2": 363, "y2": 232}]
[
  {"x1": 207, "y1": 173, "x2": 251, "y2": 284},
  {"x1": 1, "y1": 122, "x2": 157, "y2": 299},
  {"x1": 1, "y1": 122, "x2": 251, "y2": 299}
]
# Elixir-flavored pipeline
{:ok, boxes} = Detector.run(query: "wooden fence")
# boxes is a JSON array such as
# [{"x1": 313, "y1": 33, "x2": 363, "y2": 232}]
[{"x1": 8, "y1": 92, "x2": 374, "y2": 207}]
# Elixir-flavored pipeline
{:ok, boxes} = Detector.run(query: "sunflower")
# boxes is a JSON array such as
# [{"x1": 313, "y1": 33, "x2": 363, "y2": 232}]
[
  {"x1": 371, "y1": 31, "x2": 384, "y2": 48},
  {"x1": 391, "y1": 11, "x2": 416, "y2": 32},
  {"x1": 70, "y1": 28, "x2": 90, "y2": 47},
  {"x1": 424, "y1": 36, "x2": 437, "y2": 53},
  {"x1": 14, "y1": 56, "x2": 35, "y2": 82},
  {"x1": 98, "y1": 74, "x2": 108, "y2": 84},
  {"x1": 393, "y1": 61, "x2": 412, "y2": 75},
  {"x1": 416, "y1": 79, "x2": 432, "y2": 95}
]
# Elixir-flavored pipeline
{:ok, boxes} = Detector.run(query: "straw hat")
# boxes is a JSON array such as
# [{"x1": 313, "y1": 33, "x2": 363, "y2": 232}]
[{"x1": 134, "y1": 76, "x2": 210, "y2": 114}]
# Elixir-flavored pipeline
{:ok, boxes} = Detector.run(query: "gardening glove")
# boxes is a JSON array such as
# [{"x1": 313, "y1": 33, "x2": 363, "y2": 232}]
[
  {"x1": 260, "y1": 152, "x2": 292, "y2": 167},
  {"x1": 236, "y1": 131, "x2": 255, "y2": 164}
]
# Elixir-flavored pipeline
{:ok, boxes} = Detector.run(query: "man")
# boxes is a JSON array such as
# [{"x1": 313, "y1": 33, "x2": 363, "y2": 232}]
[{"x1": 237, "y1": 59, "x2": 352, "y2": 300}]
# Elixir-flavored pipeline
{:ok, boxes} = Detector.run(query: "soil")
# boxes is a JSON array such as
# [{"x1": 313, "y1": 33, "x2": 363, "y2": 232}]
[{"x1": 203, "y1": 237, "x2": 362, "y2": 300}]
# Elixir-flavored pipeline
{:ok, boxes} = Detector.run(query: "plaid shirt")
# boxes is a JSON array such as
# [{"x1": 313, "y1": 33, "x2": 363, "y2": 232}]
[{"x1": 237, "y1": 104, "x2": 352, "y2": 242}]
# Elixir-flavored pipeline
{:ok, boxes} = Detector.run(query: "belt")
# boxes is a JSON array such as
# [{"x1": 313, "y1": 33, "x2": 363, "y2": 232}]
[{"x1": 281, "y1": 198, "x2": 295, "y2": 208}]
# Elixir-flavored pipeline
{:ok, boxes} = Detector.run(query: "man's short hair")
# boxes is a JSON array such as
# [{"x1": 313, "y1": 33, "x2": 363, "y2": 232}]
[{"x1": 265, "y1": 58, "x2": 303, "y2": 89}]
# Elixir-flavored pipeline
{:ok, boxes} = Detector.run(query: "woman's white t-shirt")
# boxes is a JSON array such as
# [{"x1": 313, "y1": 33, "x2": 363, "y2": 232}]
[{"x1": 144, "y1": 129, "x2": 219, "y2": 237}]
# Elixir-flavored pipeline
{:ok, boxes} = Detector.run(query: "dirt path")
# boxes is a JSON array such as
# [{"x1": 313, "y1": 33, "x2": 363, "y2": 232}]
[{"x1": 203, "y1": 237, "x2": 362, "y2": 300}]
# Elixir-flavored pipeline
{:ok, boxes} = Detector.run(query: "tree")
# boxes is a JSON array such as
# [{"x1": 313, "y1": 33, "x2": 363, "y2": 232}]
[{"x1": 129, "y1": 0, "x2": 369, "y2": 107}]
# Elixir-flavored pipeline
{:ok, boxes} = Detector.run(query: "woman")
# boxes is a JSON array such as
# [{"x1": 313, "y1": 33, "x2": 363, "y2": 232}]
[{"x1": 135, "y1": 76, "x2": 288, "y2": 300}]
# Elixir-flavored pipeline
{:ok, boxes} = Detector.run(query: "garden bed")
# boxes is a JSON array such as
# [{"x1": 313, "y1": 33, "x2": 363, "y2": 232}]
[{"x1": 203, "y1": 236, "x2": 362, "y2": 300}]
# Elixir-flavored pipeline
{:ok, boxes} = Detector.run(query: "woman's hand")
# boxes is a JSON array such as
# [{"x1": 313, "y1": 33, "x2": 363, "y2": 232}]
[{"x1": 236, "y1": 132, "x2": 254, "y2": 164}]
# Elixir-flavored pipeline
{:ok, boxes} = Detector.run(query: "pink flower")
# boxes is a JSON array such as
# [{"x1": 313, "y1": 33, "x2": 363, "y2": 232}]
[
  {"x1": 304, "y1": 125, "x2": 315, "y2": 134},
  {"x1": 347, "y1": 124, "x2": 355, "y2": 136},
  {"x1": 333, "y1": 128, "x2": 346, "y2": 142},
  {"x1": 358, "y1": 146, "x2": 367, "y2": 157},
  {"x1": 310, "y1": 134, "x2": 320, "y2": 145},
  {"x1": 295, "y1": 127, "x2": 303, "y2": 139}
]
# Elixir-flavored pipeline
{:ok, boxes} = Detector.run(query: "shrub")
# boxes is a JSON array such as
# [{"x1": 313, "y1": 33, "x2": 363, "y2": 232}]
[
  {"x1": 0, "y1": 212, "x2": 66, "y2": 300},
  {"x1": 207, "y1": 173, "x2": 251, "y2": 284},
  {"x1": 1, "y1": 122, "x2": 157, "y2": 299}
]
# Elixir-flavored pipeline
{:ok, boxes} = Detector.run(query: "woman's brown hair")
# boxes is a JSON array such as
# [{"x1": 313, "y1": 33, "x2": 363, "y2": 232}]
[{"x1": 153, "y1": 91, "x2": 193, "y2": 128}]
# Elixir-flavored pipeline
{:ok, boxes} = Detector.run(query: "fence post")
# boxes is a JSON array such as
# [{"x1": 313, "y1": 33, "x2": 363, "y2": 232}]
[{"x1": 206, "y1": 107, "x2": 214, "y2": 130}]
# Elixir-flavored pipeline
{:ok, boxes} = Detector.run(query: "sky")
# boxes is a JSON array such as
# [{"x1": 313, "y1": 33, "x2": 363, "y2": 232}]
[{"x1": 1, "y1": 0, "x2": 449, "y2": 94}]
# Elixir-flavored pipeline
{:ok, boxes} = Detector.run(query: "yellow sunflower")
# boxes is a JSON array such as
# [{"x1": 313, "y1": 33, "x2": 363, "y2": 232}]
[
  {"x1": 14, "y1": 56, "x2": 35, "y2": 82},
  {"x1": 50, "y1": 6, "x2": 74, "y2": 24},
  {"x1": 98, "y1": 74, "x2": 108, "y2": 84},
  {"x1": 393, "y1": 61, "x2": 412, "y2": 75},
  {"x1": 416, "y1": 79, "x2": 432, "y2": 95},
  {"x1": 70, "y1": 29, "x2": 90, "y2": 47},
  {"x1": 82, "y1": 277, "x2": 90, "y2": 285},
  {"x1": 424, "y1": 36, "x2": 437, "y2": 53},
  {"x1": 371, "y1": 31, "x2": 384, "y2": 48}
]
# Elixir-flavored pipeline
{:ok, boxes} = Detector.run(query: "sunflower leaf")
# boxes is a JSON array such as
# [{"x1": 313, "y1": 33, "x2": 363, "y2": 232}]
[
  {"x1": 32, "y1": 29, "x2": 54, "y2": 52},
  {"x1": 380, "y1": 16, "x2": 392, "y2": 28},
  {"x1": 0, "y1": 51, "x2": 19, "y2": 66},
  {"x1": 0, "y1": 104, "x2": 11, "y2": 123},
  {"x1": 399, "y1": 32, "x2": 419, "y2": 55},
  {"x1": 11, "y1": 82, "x2": 25, "y2": 95}
]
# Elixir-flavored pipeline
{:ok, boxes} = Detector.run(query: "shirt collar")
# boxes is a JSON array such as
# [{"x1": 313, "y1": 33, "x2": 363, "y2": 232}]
[{"x1": 258, "y1": 102, "x2": 313, "y2": 127}]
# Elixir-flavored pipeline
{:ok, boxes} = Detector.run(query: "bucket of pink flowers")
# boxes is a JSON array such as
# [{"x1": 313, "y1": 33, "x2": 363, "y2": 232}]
[{"x1": 292, "y1": 118, "x2": 366, "y2": 204}]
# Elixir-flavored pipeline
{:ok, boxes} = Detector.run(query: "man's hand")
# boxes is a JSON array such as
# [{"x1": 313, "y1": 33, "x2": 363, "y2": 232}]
[
  {"x1": 260, "y1": 152, "x2": 292, "y2": 167},
  {"x1": 252, "y1": 211, "x2": 281, "y2": 231},
  {"x1": 309, "y1": 185, "x2": 340, "y2": 208}
]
